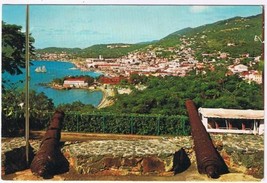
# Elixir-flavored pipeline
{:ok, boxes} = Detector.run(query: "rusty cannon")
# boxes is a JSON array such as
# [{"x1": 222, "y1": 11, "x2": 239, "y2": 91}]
[
  {"x1": 30, "y1": 110, "x2": 69, "y2": 178},
  {"x1": 185, "y1": 100, "x2": 228, "y2": 178}
]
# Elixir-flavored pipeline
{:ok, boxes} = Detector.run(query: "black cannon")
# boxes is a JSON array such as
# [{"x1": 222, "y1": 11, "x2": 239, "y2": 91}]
[
  {"x1": 185, "y1": 100, "x2": 228, "y2": 178},
  {"x1": 30, "y1": 110, "x2": 69, "y2": 178}
]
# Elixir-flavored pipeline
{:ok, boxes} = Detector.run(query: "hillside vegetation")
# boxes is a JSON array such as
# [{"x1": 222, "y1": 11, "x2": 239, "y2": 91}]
[
  {"x1": 103, "y1": 69, "x2": 263, "y2": 116},
  {"x1": 36, "y1": 43, "x2": 150, "y2": 58},
  {"x1": 79, "y1": 43, "x2": 150, "y2": 58},
  {"x1": 145, "y1": 14, "x2": 263, "y2": 59},
  {"x1": 36, "y1": 14, "x2": 263, "y2": 59},
  {"x1": 36, "y1": 47, "x2": 82, "y2": 54}
]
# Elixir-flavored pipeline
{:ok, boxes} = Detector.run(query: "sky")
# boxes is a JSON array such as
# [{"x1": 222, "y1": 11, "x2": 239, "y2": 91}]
[{"x1": 2, "y1": 5, "x2": 263, "y2": 49}]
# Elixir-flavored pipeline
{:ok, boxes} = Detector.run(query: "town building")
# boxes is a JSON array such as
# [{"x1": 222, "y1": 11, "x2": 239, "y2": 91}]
[
  {"x1": 63, "y1": 78, "x2": 88, "y2": 88},
  {"x1": 228, "y1": 64, "x2": 248, "y2": 74},
  {"x1": 198, "y1": 108, "x2": 264, "y2": 135},
  {"x1": 99, "y1": 76, "x2": 126, "y2": 85},
  {"x1": 245, "y1": 70, "x2": 262, "y2": 84},
  {"x1": 219, "y1": 52, "x2": 229, "y2": 59}
]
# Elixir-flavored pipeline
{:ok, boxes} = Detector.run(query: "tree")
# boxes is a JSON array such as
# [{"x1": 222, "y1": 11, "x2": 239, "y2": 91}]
[
  {"x1": 119, "y1": 78, "x2": 129, "y2": 85},
  {"x1": 84, "y1": 75, "x2": 95, "y2": 86},
  {"x1": 2, "y1": 22, "x2": 35, "y2": 77},
  {"x1": 2, "y1": 90, "x2": 55, "y2": 136},
  {"x1": 56, "y1": 101, "x2": 95, "y2": 113},
  {"x1": 28, "y1": 91, "x2": 55, "y2": 112},
  {"x1": 104, "y1": 68, "x2": 263, "y2": 115},
  {"x1": 52, "y1": 78, "x2": 64, "y2": 85},
  {"x1": 130, "y1": 74, "x2": 148, "y2": 85}
]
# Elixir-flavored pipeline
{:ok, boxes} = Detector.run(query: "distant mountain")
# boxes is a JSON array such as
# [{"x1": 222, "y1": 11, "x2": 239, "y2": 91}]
[
  {"x1": 36, "y1": 14, "x2": 263, "y2": 59},
  {"x1": 36, "y1": 47, "x2": 82, "y2": 54},
  {"x1": 137, "y1": 40, "x2": 159, "y2": 45},
  {"x1": 78, "y1": 43, "x2": 150, "y2": 58},
  {"x1": 36, "y1": 43, "x2": 150, "y2": 58}
]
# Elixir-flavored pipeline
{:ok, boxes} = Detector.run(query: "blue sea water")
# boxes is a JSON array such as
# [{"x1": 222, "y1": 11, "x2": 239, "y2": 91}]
[{"x1": 2, "y1": 60, "x2": 103, "y2": 106}]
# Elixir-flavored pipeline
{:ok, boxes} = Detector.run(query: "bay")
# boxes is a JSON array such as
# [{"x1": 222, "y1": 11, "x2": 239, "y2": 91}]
[{"x1": 2, "y1": 60, "x2": 103, "y2": 106}]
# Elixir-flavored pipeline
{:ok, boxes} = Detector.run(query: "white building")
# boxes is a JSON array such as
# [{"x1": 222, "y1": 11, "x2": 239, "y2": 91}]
[
  {"x1": 245, "y1": 71, "x2": 262, "y2": 84},
  {"x1": 198, "y1": 108, "x2": 264, "y2": 135},
  {"x1": 63, "y1": 78, "x2": 88, "y2": 88},
  {"x1": 168, "y1": 61, "x2": 181, "y2": 68},
  {"x1": 231, "y1": 64, "x2": 248, "y2": 74}
]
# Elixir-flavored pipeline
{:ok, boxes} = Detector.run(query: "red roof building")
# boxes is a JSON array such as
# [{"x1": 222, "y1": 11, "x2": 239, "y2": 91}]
[{"x1": 99, "y1": 76, "x2": 126, "y2": 85}]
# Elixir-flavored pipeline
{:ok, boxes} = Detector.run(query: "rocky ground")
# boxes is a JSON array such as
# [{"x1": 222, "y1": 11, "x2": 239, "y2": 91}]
[{"x1": 1, "y1": 132, "x2": 264, "y2": 181}]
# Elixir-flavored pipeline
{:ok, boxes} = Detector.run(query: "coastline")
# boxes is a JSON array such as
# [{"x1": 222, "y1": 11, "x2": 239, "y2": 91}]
[
  {"x1": 96, "y1": 86, "x2": 115, "y2": 109},
  {"x1": 46, "y1": 84, "x2": 114, "y2": 109},
  {"x1": 33, "y1": 59, "x2": 114, "y2": 108},
  {"x1": 33, "y1": 59, "x2": 72, "y2": 63},
  {"x1": 71, "y1": 60, "x2": 106, "y2": 76},
  {"x1": 50, "y1": 84, "x2": 114, "y2": 109},
  {"x1": 63, "y1": 58, "x2": 116, "y2": 108},
  {"x1": 34, "y1": 59, "x2": 106, "y2": 76}
]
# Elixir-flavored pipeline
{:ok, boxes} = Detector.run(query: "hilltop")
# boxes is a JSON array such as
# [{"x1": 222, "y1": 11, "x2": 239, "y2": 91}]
[
  {"x1": 137, "y1": 14, "x2": 263, "y2": 61},
  {"x1": 36, "y1": 47, "x2": 82, "y2": 54}
]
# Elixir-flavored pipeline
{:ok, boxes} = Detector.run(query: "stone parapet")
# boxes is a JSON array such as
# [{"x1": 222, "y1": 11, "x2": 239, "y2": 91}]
[
  {"x1": 1, "y1": 134, "x2": 264, "y2": 178},
  {"x1": 61, "y1": 139, "x2": 192, "y2": 175},
  {"x1": 1, "y1": 138, "x2": 41, "y2": 175}
]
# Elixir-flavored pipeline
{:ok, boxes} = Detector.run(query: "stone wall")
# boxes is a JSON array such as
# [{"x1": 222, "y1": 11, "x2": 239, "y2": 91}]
[
  {"x1": 62, "y1": 138, "x2": 192, "y2": 175},
  {"x1": 211, "y1": 134, "x2": 264, "y2": 178},
  {"x1": 1, "y1": 138, "x2": 40, "y2": 175},
  {"x1": 1, "y1": 134, "x2": 264, "y2": 178}
]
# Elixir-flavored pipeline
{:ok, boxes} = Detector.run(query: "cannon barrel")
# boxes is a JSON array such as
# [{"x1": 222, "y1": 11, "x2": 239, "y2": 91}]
[
  {"x1": 185, "y1": 100, "x2": 228, "y2": 178},
  {"x1": 30, "y1": 110, "x2": 66, "y2": 178}
]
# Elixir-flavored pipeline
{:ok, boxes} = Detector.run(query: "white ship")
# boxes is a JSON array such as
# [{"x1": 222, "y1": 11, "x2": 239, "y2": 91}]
[{"x1": 35, "y1": 66, "x2": 47, "y2": 73}]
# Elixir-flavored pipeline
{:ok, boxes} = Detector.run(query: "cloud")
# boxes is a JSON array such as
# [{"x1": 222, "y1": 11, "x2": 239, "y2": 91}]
[{"x1": 190, "y1": 6, "x2": 209, "y2": 13}]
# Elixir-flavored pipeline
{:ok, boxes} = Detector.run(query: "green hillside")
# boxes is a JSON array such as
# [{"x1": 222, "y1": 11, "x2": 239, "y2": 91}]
[
  {"x1": 36, "y1": 47, "x2": 82, "y2": 54},
  {"x1": 160, "y1": 14, "x2": 263, "y2": 58},
  {"x1": 78, "y1": 43, "x2": 149, "y2": 58},
  {"x1": 152, "y1": 27, "x2": 193, "y2": 48},
  {"x1": 36, "y1": 43, "x2": 149, "y2": 58},
  {"x1": 36, "y1": 14, "x2": 263, "y2": 59}
]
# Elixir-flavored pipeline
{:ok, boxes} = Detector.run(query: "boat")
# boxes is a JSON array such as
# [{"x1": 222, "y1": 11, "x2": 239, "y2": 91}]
[
  {"x1": 69, "y1": 67, "x2": 78, "y2": 70},
  {"x1": 35, "y1": 66, "x2": 47, "y2": 73}
]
